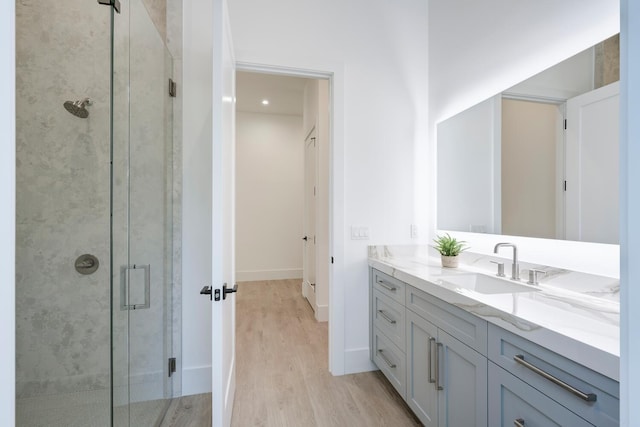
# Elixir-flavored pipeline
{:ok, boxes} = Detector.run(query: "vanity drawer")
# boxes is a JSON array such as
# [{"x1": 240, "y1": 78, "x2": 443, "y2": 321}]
[
  {"x1": 373, "y1": 289, "x2": 406, "y2": 350},
  {"x1": 488, "y1": 324, "x2": 619, "y2": 427},
  {"x1": 406, "y1": 285, "x2": 487, "y2": 355},
  {"x1": 373, "y1": 326, "x2": 406, "y2": 399},
  {"x1": 488, "y1": 362, "x2": 593, "y2": 427},
  {"x1": 372, "y1": 269, "x2": 405, "y2": 304}
]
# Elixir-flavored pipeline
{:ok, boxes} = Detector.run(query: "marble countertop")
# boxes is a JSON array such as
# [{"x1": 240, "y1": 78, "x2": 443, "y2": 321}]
[{"x1": 368, "y1": 245, "x2": 620, "y2": 381}]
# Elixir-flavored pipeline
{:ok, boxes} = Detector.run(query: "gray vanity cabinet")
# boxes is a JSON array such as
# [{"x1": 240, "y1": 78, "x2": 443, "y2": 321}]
[
  {"x1": 437, "y1": 329, "x2": 487, "y2": 427},
  {"x1": 406, "y1": 301, "x2": 487, "y2": 427},
  {"x1": 406, "y1": 310, "x2": 438, "y2": 426},
  {"x1": 370, "y1": 268, "x2": 488, "y2": 427},
  {"x1": 488, "y1": 324, "x2": 619, "y2": 427},
  {"x1": 369, "y1": 267, "x2": 619, "y2": 427},
  {"x1": 488, "y1": 362, "x2": 593, "y2": 427}
]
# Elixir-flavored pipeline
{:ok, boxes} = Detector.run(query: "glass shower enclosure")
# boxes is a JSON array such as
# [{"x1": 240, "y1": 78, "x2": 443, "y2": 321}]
[{"x1": 15, "y1": 0, "x2": 178, "y2": 425}]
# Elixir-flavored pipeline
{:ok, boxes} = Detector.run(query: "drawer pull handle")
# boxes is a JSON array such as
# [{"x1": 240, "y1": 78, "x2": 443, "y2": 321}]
[
  {"x1": 377, "y1": 309, "x2": 396, "y2": 324},
  {"x1": 377, "y1": 349, "x2": 396, "y2": 368},
  {"x1": 513, "y1": 354, "x2": 597, "y2": 402},
  {"x1": 376, "y1": 279, "x2": 397, "y2": 292},
  {"x1": 514, "y1": 418, "x2": 525, "y2": 427},
  {"x1": 428, "y1": 337, "x2": 436, "y2": 383},
  {"x1": 435, "y1": 342, "x2": 444, "y2": 390}
]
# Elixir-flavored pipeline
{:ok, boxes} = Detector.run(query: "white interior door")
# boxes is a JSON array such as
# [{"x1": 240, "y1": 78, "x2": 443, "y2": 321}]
[
  {"x1": 211, "y1": 0, "x2": 236, "y2": 425},
  {"x1": 302, "y1": 129, "x2": 317, "y2": 312},
  {"x1": 565, "y1": 81, "x2": 619, "y2": 244}
]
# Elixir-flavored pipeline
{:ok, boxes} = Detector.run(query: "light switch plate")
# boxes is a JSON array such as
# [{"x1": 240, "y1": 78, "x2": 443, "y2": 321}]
[{"x1": 351, "y1": 225, "x2": 370, "y2": 240}]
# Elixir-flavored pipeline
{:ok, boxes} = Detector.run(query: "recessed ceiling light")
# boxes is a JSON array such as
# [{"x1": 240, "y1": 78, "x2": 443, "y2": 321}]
[{"x1": 261, "y1": 99, "x2": 269, "y2": 105}]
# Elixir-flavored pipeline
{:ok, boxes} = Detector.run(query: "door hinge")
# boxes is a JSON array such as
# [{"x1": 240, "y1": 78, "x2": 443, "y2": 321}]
[
  {"x1": 564, "y1": 119, "x2": 567, "y2": 130},
  {"x1": 314, "y1": 186, "x2": 316, "y2": 196},
  {"x1": 169, "y1": 79, "x2": 177, "y2": 97},
  {"x1": 331, "y1": 256, "x2": 334, "y2": 264},
  {"x1": 97, "y1": 0, "x2": 121, "y2": 13},
  {"x1": 168, "y1": 357, "x2": 176, "y2": 377},
  {"x1": 564, "y1": 180, "x2": 567, "y2": 191}
]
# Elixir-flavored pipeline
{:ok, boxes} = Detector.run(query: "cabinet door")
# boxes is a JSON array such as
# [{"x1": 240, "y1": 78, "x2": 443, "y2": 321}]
[
  {"x1": 373, "y1": 327, "x2": 406, "y2": 399},
  {"x1": 406, "y1": 310, "x2": 439, "y2": 427},
  {"x1": 437, "y1": 330, "x2": 488, "y2": 427},
  {"x1": 488, "y1": 362, "x2": 593, "y2": 427}
]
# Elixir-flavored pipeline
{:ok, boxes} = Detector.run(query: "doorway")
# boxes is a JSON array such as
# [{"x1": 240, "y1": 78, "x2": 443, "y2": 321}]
[{"x1": 234, "y1": 71, "x2": 330, "y2": 323}]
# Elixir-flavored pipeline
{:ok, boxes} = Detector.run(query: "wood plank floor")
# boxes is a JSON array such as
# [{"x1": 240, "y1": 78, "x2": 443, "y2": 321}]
[{"x1": 161, "y1": 279, "x2": 421, "y2": 427}]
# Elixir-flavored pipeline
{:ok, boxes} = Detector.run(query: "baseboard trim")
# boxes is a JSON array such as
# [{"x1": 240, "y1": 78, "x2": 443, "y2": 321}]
[
  {"x1": 182, "y1": 366, "x2": 212, "y2": 396},
  {"x1": 344, "y1": 347, "x2": 377, "y2": 374},
  {"x1": 315, "y1": 303, "x2": 328, "y2": 322},
  {"x1": 236, "y1": 269, "x2": 302, "y2": 282}
]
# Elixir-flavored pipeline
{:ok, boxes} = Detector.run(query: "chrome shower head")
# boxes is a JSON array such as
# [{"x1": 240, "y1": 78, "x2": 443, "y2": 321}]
[{"x1": 63, "y1": 98, "x2": 92, "y2": 118}]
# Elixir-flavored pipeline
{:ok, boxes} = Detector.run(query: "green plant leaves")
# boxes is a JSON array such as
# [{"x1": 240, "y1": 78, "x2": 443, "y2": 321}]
[{"x1": 433, "y1": 233, "x2": 468, "y2": 256}]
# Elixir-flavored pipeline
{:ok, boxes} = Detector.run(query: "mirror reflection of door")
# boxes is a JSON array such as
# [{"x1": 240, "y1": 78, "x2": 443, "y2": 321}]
[
  {"x1": 501, "y1": 98, "x2": 564, "y2": 239},
  {"x1": 565, "y1": 82, "x2": 620, "y2": 244},
  {"x1": 302, "y1": 129, "x2": 317, "y2": 309}
]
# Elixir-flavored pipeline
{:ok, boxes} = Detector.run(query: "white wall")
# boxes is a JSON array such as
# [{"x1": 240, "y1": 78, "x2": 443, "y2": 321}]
[
  {"x1": 1, "y1": 0, "x2": 15, "y2": 423},
  {"x1": 429, "y1": 0, "x2": 618, "y2": 124},
  {"x1": 437, "y1": 96, "x2": 500, "y2": 234},
  {"x1": 229, "y1": 0, "x2": 429, "y2": 374},
  {"x1": 181, "y1": 0, "x2": 214, "y2": 395},
  {"x1": 429, "y1": 0, "x2": 621, "y2": 276},
  {"x1": 235, "y1": 112, "x2": 304, "y2": 281},
  {"x1": 506, "y1": 47, "x2": 595, "y2": 100}
]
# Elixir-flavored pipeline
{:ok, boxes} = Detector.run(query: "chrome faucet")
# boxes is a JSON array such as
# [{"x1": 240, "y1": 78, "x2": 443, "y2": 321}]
[{"x1": 494, "y1": 243, "x2": 519, "y2": 281}]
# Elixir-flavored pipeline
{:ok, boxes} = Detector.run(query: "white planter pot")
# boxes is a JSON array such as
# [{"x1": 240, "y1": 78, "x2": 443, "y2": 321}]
[{"x1": 441, "y1": 255, "x2": 459, "y2": 268}]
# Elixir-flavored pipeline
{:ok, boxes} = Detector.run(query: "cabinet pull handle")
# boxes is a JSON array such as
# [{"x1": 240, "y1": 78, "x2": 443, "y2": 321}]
[
  {"x1": 428, "y1": 337, "x2": 436, "y2": 383},
  {"x1": 377, "y1": 349, "x2": 396, "y2": 368},
  {"x1": 514, "y1": 418, "x2": 525, "y2": 427},
  {"x1": 376, "y1": 279, "x2": 397, "y2": 292},
  {"x1": 435, "y1": 342, "x2": 444, "y2": 390},
  {"x1": 377, "y1": 309, "x2": 396, "y2": 324},
  {"x1": 513, "y1": 354, "x2": 597, "y2": 402}
]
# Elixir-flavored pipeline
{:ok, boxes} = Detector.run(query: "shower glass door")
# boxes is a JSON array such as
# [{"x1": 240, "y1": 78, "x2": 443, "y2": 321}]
[{"x1": 112, "y1": 0, "x2": 174, "y2": 425}]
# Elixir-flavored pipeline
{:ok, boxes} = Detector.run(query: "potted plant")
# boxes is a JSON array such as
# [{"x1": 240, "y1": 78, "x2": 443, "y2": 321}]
[{"x1": 433, "y1": 233, "x2": 468, "y2": 268}]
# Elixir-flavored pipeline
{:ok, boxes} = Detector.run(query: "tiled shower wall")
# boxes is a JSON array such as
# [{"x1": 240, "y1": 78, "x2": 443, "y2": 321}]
[
  {"x1": 16, "y1": 0, "x2": 182, "y2": 401},
  {"x1": 16, "y1": 0, "x2": 112, "y2": 398}
]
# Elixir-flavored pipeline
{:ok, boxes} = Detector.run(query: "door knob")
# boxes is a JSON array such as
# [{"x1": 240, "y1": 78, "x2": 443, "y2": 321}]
[
  {"x1": 223, "y1": 283, "x2": 238, "y2": 300},
  {"x1": 200, "y1": 285, "x2": 212, "y2": 301},
  {"x1": 302, "y1": 236, "x2": 308, "y2": 241}
]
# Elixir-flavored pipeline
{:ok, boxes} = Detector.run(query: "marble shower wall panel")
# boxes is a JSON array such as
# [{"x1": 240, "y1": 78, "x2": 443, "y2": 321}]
[
  {"x1": 166, "y1": 0, "x2": 182, "y2": 60},
  {"x1": 141, "y1": 0, "x2": 167, "y2": 43},
  {"x1": 15, "y1": 0, "x2": 111, "y2": 398},
  {"x1": 595, "y1": 33, "x2": 620, "y2": 88}
]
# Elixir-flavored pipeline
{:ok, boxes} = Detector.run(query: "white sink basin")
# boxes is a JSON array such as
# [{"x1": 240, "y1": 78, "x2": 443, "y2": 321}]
[{"x1": 439, "y1": 273, "x2": 540, "y2": 294}]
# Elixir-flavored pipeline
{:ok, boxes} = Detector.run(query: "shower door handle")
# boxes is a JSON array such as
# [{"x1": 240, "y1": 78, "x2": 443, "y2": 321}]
[{"x1": 120, "y1": 264, "x2": 151, "y2": 310}]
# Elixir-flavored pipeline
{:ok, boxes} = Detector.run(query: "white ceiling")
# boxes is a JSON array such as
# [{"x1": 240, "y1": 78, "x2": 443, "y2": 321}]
[{"x1": 236, "y1": 71, "x2": 309, "y2": 116}]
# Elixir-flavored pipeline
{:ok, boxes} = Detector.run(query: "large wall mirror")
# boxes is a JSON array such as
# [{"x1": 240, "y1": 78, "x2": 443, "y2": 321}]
[{"x1": 437, "y1": 34, "x2": 620, "y2": 245}]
